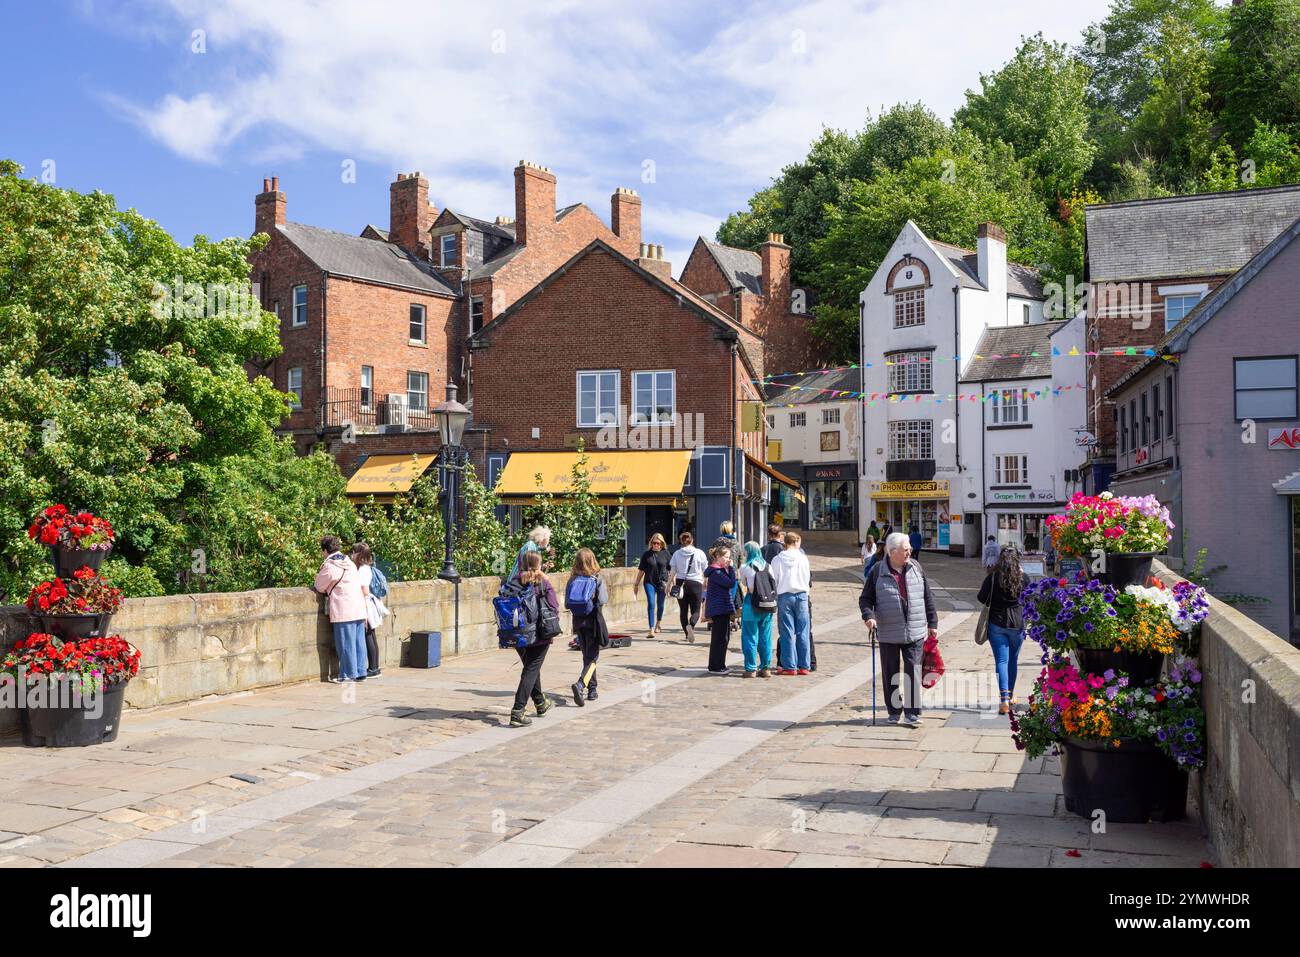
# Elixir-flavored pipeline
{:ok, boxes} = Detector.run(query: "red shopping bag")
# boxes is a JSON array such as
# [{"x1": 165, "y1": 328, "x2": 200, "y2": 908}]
[{"x1": 922, "y1": 635, "x2": 945, "y2": 688}]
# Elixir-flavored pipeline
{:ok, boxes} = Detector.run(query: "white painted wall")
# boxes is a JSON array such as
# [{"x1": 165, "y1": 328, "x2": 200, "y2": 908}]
[{"x1": 766, "y1": 401, "x2": 858, "y2": 465}]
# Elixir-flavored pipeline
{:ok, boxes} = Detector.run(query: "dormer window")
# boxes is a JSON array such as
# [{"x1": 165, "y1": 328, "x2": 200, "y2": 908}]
[{"x1": 440, "y1": 233, "x2": 458, "y2": 268}]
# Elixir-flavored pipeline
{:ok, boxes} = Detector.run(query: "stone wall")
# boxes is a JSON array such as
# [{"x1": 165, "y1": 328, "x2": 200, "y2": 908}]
[
  {"x1": 1155, "y1": 563, "x2": 1300, "y2": 867},
  {"x1": 1, "y1": 567, "x2": 643, "y2": 733}
]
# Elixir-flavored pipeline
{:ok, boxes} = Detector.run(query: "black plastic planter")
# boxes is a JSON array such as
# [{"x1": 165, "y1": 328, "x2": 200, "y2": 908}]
[
  {"x1": 19, "y1": 680, "x2": 126, "y2": 747},
  {"x1": 49, "y1": 546, "x2": 111, "y2": 579},
  {"x1": 1095, "y1": 551, "x2": 1156, "y2": 590},
  {"x1": 1075, "y1": 648, "x2": 1164, "y2": 687},
  {"x1": 33, "y1": 613, "x2": 113, "y2": 641},
  {"x1": 1061, "y1": 736, "x2": 1188, "y2": 823}
]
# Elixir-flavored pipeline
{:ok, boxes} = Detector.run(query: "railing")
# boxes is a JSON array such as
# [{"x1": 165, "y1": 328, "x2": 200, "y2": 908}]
[{"x1": 317, "y1": 387, "x2": 437, "y2": 433}]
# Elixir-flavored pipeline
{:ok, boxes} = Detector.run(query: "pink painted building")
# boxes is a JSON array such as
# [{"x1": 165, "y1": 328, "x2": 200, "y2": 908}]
[{"x1": 1108, "y1": 215, "x2": 1300, "y2": 643}]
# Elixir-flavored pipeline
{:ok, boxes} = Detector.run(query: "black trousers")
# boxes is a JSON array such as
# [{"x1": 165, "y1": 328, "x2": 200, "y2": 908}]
[
  {"x1": 677, "y1": 581, "x2": 703, "y2": 632},
  {"x1": 708, "y1": 616, "x2": 731, "y2": 671},
  {"x1": 365, "y1": 625, "x2": 380, "y2": 672},
  {"x1": 578, "y1": 632, "x2": 601, "y2": 691},
  {"x1": 513, "y1": 643, "x2": 550, "y2": 712},
  {"x1": 878, "y1": 640, "x2": 924, "y2": 719}
]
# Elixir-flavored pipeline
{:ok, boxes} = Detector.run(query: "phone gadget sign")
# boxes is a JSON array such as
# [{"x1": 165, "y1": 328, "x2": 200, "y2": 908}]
[{"x1": 1268, "y1": 428, "x2": 1300, "y2": 450}]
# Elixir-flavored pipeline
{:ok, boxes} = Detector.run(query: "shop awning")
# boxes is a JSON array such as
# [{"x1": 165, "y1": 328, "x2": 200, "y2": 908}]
[
  {"x1": 746, "y1": 453, "x2": 805, "y2": 503},
  {"x1": 494, "y1": 450, "x2": 692, "y2": 505},
  {"x1": 1274, "y1": 471, "x2": 1300, "y2": 495},
  {"x1": 345, "y1": 454, "x2": 436, "y2": 501}
]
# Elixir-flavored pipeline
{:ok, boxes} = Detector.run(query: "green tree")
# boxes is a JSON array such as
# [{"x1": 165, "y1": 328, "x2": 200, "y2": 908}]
[
  {"x1": 518, "y1": 446, "x2": 628, "y2": 571},
  {"x1": 0, "y1": 159, "x2": 326, "y2": 599},
  {"x1": 456, "y1": 462, "x2": 512, "y2": 578},
  {"x1": 353, "y1": 472, "x2": 445, "y2": 583},
  {"x1": 1213, "y1": 0, "x2": 1300, "y2": 149},
  {"x1": 955, "y1": 34, "x2": 1097, "y2": 201}
]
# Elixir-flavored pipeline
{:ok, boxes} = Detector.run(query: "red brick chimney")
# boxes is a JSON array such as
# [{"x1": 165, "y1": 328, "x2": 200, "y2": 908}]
[
  {"x1": 390, "y1": 172, "x2": 436, "y2": 260},
  {"x1": 760, "y1": 233, "x2": 791, "y2": 308},
  {"x1": 636, "y1": 243, "x2": 672, "y2": 280},
  {"x1": 611, "y1": 187, "x2": 641, "y2": 256},
  {"x1": 255, "y1": 176, "x2": 285, "y2": 237},
  {"x1": 514, "y1": 161, "x2": 557, "y2": 247}
]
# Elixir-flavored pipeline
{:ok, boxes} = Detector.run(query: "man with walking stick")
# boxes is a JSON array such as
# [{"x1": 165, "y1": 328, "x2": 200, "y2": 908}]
[{"x1": 859, "y1": 532, "x2": 938, "y2": 728}]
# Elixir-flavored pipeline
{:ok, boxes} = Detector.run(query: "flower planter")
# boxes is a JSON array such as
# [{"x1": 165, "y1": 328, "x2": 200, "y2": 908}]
[
  {"x1": 1074, "y1": 647, "x2": 1163, "y2": 687},
  {"x1": 18, "y1": 680, "x2": 126, "y2": 748},
  {"x1": 1061, "y1": 736, "x2": 1188, "y2": 823},
  {"x1": 33, "y1": 613, "x2": 113, "y2": 641},
  {"x1": 49, "y1": 545, "x2": 111, "y2": 579},
  {"x1": 1093, "y1": 551, "x2": 1156, "y2": 590}
]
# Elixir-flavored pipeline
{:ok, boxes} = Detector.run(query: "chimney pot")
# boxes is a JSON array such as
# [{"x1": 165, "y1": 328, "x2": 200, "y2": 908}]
[
  {"x1": 262, "y1": 178, "x2": 270, "y2": 193},
  {"x1": 271, "y1": 176, "x2": 278, "y2": 191}
]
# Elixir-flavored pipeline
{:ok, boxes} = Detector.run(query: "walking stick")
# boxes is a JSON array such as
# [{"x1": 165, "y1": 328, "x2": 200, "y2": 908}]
[{"x1": 870, "y1": 631, "x2": 878, "y2": 726}]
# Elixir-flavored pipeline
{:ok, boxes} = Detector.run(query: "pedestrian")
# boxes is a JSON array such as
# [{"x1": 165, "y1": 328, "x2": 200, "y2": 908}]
[
  {"x1": 1044, "y1": 535, "x2": 1057, "y2": 576},
  {"x1": 508, "y1": 551, "x2": 559, "y2": 727},
  {"x1": 313, "y1": 535, "x2": 368, "y2": 683},
  {"x1": 762, "y1": 525, "x2": 785, "y2": 563},
  {"x1": 736, "y1": 541, "x2": 776, "y2": 678},
  {"x1": 666, "y1": 530, "x2": 707, "y2": 643},
  {"x1": 566, "y1": 548, "x2": 609, "y2": 706},
  {"x1": 978, "y1": 546, "x2": 1027, "y2": 715},
  {"x1": 909, "y1": 524, "x2": 923, "y2": 554},
  {"x1": 512, "y1": 525, "x2": 554, "y2": 578},
  {"x1": 770, "y1": 530, "x2": 812, "y2": 675},
  {"x1": 350, "y1": 542, "x2": 389, "y2": 679},
  {"x1": 634, "y1": 532, "x2": 671, "y2": 639},
  {"x1": 859, "y1": 532, "x2": 938, "y2": 728},
  {"x1": 866, "y1": 519, "x2": 880, "y2": 545},
  {"x1": 864, "y1": 525, "x2": 891, "y2": 580},
  {"x1": 861, "y1": 534, "x2": 877, "y2": 568},
  {"x1": 712, "y1": 520, "x2": 743, "y2": 565},
  {"x1": 981, "y1": 534, "x2": 1000, "y2": 571},
  {"x1": 701, "y1": 544, "x2": 737, "y2": 674}
]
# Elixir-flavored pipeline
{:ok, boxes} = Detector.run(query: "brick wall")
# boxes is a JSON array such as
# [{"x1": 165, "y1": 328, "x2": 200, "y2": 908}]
[{"x1": 471, "y1": 244, "x2": 758, "y2": 453}]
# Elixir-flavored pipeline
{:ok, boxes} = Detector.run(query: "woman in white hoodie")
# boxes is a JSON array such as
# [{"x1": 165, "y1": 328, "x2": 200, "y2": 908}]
[{"x1": 350, "y1": 542, "x2": 389, "y2": 679}]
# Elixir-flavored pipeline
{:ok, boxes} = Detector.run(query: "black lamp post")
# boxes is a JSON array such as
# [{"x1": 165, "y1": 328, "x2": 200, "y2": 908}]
[{"x1": 434, "y1": 383, "x2": 471, "y2": 653}]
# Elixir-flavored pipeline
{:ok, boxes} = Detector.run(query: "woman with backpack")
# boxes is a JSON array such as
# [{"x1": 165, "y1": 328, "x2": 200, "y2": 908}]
[
  {"x1": 978, "y1": 546, "x2": 1027, "y2": 715},
  {"x1": 702, "y1": 544, "x2": 737, "y2": 674},
  {"x1": 736, "y1": 541, "x2": 776, "y2": 678},
  {"x1": 666, "y1": 531, "x2": 708, "y2": 644},
  {"x1": 566, "y1": 548, "x2": 609, "y2": 706},
  {"x1": 350, "y1": 542, "x2": 389, "y2": 679},
  {"x1": 634, "y1": 532, "x2": 670, "y2": 639},
  {"x1": 508, "y1": 551, "x2": 560, "y2": 727}
]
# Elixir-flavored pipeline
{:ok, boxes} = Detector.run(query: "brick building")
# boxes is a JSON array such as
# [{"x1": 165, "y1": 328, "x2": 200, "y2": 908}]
[
  {"x1": 469, "y1": 239, "x2": 799, "y2": 556},
  {"x1": 247, "y1": 162, "x2": 644, "y2": 477},
  {"x1": 678, "y1": 234, "x2": 815, "y2": 377},
  {"x1": 1081, "y1": 184, "x2": 1300, "y2": 492}
]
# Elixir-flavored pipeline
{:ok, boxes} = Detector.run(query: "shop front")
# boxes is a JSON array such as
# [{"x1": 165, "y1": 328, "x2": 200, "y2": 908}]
[
  {"x1": 804, "y1": 463, "x2": 857, "y2": 535},
  {"x1": 983, "y1": 489, "x2": 1066, "y2": 554},
  {"x1": 868, "y1": 480, "x2": 951, "y2": 552}
]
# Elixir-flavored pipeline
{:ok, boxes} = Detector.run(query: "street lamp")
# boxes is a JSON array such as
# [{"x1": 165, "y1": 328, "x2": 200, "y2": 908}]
[{"x1": 434, "y1": 383, "x2": 471, "y2": 653}]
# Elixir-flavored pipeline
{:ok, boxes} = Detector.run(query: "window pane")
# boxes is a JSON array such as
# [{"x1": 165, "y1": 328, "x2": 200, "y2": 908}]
[
  {"x1": 1237, "y1": 389, "x2": 1297, "y2": 419},
  {"x1": 1238, "y1": 357, "x2": 1297, "y2": 390}
]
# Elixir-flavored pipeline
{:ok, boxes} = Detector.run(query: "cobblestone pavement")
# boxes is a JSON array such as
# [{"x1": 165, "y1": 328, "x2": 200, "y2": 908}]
[{"x1": 0, "y1": 548, "x2": 1213, "y2": 868}]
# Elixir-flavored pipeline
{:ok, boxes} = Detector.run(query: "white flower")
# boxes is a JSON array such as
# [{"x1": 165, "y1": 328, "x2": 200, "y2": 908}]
[{"x1": 1099, "y1": 491, "x2": 1114, "y2": 500}]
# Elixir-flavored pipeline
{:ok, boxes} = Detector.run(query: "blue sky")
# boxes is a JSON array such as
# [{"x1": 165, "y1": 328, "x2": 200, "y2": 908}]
[{"x1": 3, "y1": 0, "x2": 1112, "y2": 269}]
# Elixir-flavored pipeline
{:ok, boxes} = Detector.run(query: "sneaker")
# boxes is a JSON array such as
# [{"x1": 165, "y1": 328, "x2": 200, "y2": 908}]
[
  {"x1": 778, "y1": 669, "x2": 797, "y2": 676},
  {"x1": 354, "y1": 675, "x2": 367, "y2": 682},
  {"x1": 509, "y1": 710, "x2": 532, "y2": 727},
  {"x1": 684, "y1": 626, "x2": 695, "y2": 644},
  {"x1": 758, "y1": 669, "x2": 771, "y2": 678},
  {"x1": 571, "y1": 681, "x2": 586, "y2": 707},
  {"x1": 709, "y1": 667, "x2": 729, "y2": 676},
  {"x1": 329, "y1": 676, "x2": 352, "y2": 684},
  {"x1": 366, "y1": 669, "x2": 382, "y2": 679},
  {"x1": 887, "y1": 714, "x2": 901, "y2": 725},
  {"x1": 797, "y1": 668, "x2": 810, "y2": 675},
  {"x1": 535, "y1": 697, "x2": 553, "y2": 717},
  {"x1": 742, "y1": 670, "x2": 756, "y2": 679},
  {"x1": 903, "y1": 717, "x2": 922, "y2": 729},
  {"x1": 587, "y1": 688, "x2": 599, "y2": 701},
  {"x1": 568, "y1": 638, "x2": 580, "y2": 651}
]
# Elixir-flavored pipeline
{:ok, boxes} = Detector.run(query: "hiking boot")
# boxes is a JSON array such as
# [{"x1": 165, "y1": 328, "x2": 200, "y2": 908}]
[
  {"x1": 586, "y1": 687, "x2": 599, "y2": 701},
  {"x1": 571, "y1": 681, "x2": 586, "y2": 707},
  {"x1": 535, "y1": 697, "x2": 553, "y2": 717},
  {"x1": 509, "y1": 710, "x2": 532, "y2": 727}
]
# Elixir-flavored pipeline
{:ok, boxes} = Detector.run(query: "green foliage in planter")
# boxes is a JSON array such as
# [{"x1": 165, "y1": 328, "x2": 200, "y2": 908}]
[{"x1": 515, "y1": 446, "x2": 629, "y2": 572}]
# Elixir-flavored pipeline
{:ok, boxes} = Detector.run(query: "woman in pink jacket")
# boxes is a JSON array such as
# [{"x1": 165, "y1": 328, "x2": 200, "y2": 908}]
[{"x1": 313, "y1": 535, "x2": 368, "y2": 682}]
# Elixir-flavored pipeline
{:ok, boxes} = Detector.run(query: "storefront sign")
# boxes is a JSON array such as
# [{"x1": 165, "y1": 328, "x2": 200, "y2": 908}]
[
  {"x1": 868, "y1": 480, "x2": 950, "y2": 500},
  {"x1": 767, "y1": 439, "x2": 783, "y2": 462},
  {"x1": 806, "y1": 463, "x2": 857, "y2": 481},
  {"x1": 1134, "y1": 447, "x2": 1149, "y2": 465},
  {"x1": 988, "y1": 489, "x2": 1056, "y2": 504},
  {"x1": 938, "y1": 524, "x2": 950, "y2": 547},
  {"x1": 1268, "y1": 427, "x2": 1300, "y2": 449},
  {"x1": 741, "y1": 402, "x2": 765, "y2": 434}
]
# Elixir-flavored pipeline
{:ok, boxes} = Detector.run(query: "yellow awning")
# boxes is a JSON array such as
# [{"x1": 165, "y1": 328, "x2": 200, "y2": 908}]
[
  {"x1": 345, "y1": 454, "x2": 435, "y2": 499},
  {"x1": 495, "y1": 450, "x2": 691, "y2": 504}
]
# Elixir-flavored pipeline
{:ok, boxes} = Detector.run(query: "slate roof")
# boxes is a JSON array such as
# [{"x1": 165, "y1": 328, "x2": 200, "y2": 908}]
[
  {"x1": 1086, "y1": 184, "x2": 1300, "y2": 282},
  {"x1": 765, "y1": 368, "x2": 863, "y2": 405},
  {"x1": 443, "y1": 210, "x2": 516, "y2": 241},
  {"x1": 959, "y1": 323, "x2": 1058, "y2": 382},
  {"x1": 278, "y1": 222, "x2": 457, "y2": 296},
  {"x1": 928, "y1": 240, "x2": 1045, "y2": 299},
  {"x1": 702, "y1": 240, "x2": 765, "y2": 296}
]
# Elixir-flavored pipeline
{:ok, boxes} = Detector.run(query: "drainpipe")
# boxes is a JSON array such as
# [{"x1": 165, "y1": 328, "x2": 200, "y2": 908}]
[
  {"x1": 730, "y1": 339, "x2": 739, "y2": 535},
  {"x1": 319, "y1": 270, "x2": 329, "y2": 445},
  {"x1": 981, "y1": 381, "x2": 987, "y2": 553},
  {"x1": 859, "y1": 299, "x2": 867, "y2": 539},
  {"x1": 953, "y1": 283, "x2": 962, "y2": 555}
]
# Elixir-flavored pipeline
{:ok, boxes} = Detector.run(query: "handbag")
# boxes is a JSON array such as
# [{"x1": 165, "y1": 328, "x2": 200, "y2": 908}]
[
  {"x1": 669, "y1": 549, "x2": 697, "y2": 599},
  {"x1": 974, "y1": 603, "x2": 990, "y2": 645},
  {"x1": 536, "y1": 585, "x2": 562, "y2": 640}
]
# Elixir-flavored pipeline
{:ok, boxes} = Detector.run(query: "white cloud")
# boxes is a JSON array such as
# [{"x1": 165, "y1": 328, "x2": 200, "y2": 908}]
[{"x1": 105, "y1": 0, "x2": 1111, "y2": 246}]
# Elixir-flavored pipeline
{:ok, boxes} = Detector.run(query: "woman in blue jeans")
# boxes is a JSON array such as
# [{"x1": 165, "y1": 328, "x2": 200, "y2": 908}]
[
  {"x1": 978, "y1": 546, "x2": 1026, "y2": 715},
  {"x1": 634, "y1": 533, "x2": 670, "y2": 638}
]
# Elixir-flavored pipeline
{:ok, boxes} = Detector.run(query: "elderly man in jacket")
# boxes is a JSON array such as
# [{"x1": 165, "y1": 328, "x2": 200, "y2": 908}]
[{"x1": 859, "y1": 532, "x2": 937, "y2": 727}]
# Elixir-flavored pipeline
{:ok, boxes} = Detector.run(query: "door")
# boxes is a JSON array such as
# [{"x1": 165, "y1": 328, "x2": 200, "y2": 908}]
[{"x1": 645, "y1": 506, "x2": 674, "y2": 547}]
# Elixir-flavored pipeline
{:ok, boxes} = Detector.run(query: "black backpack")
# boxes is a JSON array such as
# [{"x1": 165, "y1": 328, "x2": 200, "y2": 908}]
[{"x1": 749, "y1": 565, "x2": 778, "y2": 611}]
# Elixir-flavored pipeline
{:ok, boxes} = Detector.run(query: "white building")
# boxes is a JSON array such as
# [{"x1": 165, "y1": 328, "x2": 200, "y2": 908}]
[
  {"x1": 764, "y1": 368, "x2": 862, "y2": 545},
  {"x1": 857, "y1": 220, "x2": 1054, "y2": 555}
]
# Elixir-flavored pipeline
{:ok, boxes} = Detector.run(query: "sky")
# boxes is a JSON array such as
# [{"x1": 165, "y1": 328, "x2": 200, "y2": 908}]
[{"x1": 2, "y1": 0, "x2": 1114, "y2": 270}]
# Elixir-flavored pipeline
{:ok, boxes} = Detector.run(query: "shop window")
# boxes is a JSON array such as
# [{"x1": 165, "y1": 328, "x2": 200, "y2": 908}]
[{"x1": 807, "y1": 480, "x2": 855, "y2": 531}]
